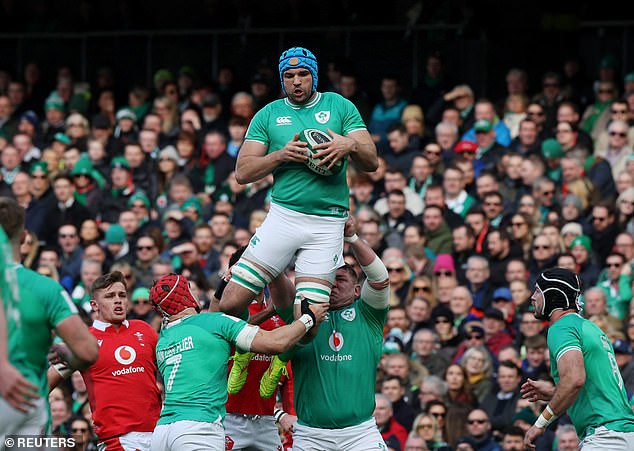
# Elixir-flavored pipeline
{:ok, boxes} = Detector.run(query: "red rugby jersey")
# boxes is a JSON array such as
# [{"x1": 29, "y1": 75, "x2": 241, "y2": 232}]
[
  {"x1": 226, "y1": 300, "x2": 293, "y2": 416},
  {"x1": 82, "y1": 319, "x2": 161, "y2": 439}
]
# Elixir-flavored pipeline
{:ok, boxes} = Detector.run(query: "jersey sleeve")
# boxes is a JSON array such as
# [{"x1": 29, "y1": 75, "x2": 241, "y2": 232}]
[
  {"x1": 548, "y1": 321, "x2": 582, "y2": 363},
  {"x1": 245, "y1": 107, "x2": 272, "y2": 146},
  {"x1": 340, "y1": 96, "x2": 368, "y2": 134},
  {"x1": 47, "y1": 280, "x2": 79, "y2": 329},
  {"x1": 358, "y1": 298, "x2": 388, "y2": 338},
  {"x1": 213, "y1": 313, "x2": 249, "y2": 344}
]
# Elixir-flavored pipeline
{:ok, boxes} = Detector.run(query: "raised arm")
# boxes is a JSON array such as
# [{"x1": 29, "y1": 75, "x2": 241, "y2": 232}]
[
  {"x1": 344, "y1": 217, "x2": 389, "y2": 308},
  {"x1": 235, "y1": 136, "x2": 308, "y2": 184}
]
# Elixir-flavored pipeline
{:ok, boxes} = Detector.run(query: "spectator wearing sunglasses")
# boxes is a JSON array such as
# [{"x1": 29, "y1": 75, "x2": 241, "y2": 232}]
[
  {"x1": 431, "y1": 305, "x2": 461, "y2": 362},
  {"x1": 597, "y1": 252, "x2": 632, "y2": 320},
  {"x1": 596, "y1": 120, "x2": 633, "y2": 180}
]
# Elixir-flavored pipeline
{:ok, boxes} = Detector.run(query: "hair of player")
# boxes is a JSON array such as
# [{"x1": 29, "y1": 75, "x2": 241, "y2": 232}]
[
  {"x1": 0, "y1": 197, "x2": 25, "y2": 242},
  {"x1": 90, "y1": 271, "x2": 127, "y2": 298}
]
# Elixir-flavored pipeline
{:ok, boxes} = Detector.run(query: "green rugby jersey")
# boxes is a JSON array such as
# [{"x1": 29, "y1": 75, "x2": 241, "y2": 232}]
[
  {"x1": 6, "y1": 265, "x2": 77, "y2": 398},
  {"x1": 285, "y1": 298, "x2": 387, "y2": 428},
  {"x1": 155, "y1": 313, "x2": 248, "y2": 425},
  {"x1": 245, "y1": 92, "x2": 367, "y2": 217},
  {"x1": 548, "y1": 313, "x2": 634, "y2": 439}
]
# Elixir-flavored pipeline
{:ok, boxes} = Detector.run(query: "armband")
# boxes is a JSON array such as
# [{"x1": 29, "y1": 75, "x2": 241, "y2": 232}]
[
  {"x1": 274, "y1": 408, "x2": 287, "y2": 424},
  {"x1": 534, "y1": 405, "x2": 557, "y2": 428},
  {"x1": 53, "y1": 362, "x2": 73, "y2": 379},
  {"x1": 298, "y1": 314, "x2": 314, "y2": 332},
  {"x1": 344, "y1": 234, "x2": 359, "y2": 243}
]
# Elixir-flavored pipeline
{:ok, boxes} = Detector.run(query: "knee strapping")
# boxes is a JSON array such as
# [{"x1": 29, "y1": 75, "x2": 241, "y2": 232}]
[
  {"x1": 231, "y1": 259, "x2": 273, "y2": 294},
  {"x1": 295, "y1": 281, "x2": 331, "y2": 304}
]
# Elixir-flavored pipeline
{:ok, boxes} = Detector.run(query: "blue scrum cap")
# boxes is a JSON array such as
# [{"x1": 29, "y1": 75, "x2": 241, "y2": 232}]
[{"x1": 278, "y1": 47, "x2": 318, "y2": 94}]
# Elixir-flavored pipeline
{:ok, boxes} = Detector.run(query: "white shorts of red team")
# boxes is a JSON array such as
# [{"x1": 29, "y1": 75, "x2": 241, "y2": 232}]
[
  {"x1": 581, "y1": 426, "x2": 634, "y2": 450},
  {"x1": 246, "y1": 202, "x2": 345, "y2": 278},
  {"x1": 151, "y1": 420, "x2": 224, "y2": 451},
  {"x1": 292, "y1": 418, "x2": 387, "y2": 451},
  {"x1": 223, "y1": 413, "x2": 282, "y2": 450}
]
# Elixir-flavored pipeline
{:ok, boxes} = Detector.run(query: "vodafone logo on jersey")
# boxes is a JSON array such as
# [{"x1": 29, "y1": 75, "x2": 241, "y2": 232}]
[
  {"x1": 329, "y1": 331, "x2": 344, "y2": 352},
  {"x1": 114, "y1": 345, "x2": 137, "y2": 365}
]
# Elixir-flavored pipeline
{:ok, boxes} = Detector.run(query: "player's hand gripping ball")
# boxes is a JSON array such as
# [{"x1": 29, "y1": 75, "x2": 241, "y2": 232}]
[{"x1": 299, "y1": 128, "x2": 343, "y2": 176}]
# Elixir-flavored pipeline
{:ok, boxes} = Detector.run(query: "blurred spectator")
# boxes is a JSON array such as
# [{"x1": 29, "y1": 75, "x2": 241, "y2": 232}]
[
  {"x1": 480, "y1": 361, "x2": 522, "y2": 436},
  {"x1": 374, "y1": 393, "x2": 409, "y2": 450},
  {"x1": 464, "y1": 409, "x2": 500, "y2": 451}
]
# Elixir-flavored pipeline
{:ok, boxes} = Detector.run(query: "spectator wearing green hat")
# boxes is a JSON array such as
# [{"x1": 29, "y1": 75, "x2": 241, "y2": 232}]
[
  {"x1": 113, "y1": 108, "x2": 139, "y2": 149},
  {"x1": 98, "y1": 156, "x2": 138, "y2": 226},
  {"x1": 472, "y1": 118, "x2": 507, "y2": 177},
  {"x1": 570, "y1": 235, "x2": 600, "y2": 289},
  {"x1": 70, "y1": 156, "x2": 103, "y2": 216},
  {"x1": 104, "y1": 223, "x2": 131, "y2": 265},
  {"x1": 127, "y1": 287, "x2": 161, "y2": 331},
  {"x1": 153, "y1": 69, "x2": 174, "y2": 95},
  {"x1": 42, "y1": 95, "x2": 66, "y2": 146},
  {"x1": 181, "y1": 196, "x2": 204, "y2": 225},
  {"x1": 541, "y1": 138, "x2": 563, "y2": 183},
  {"x1": 127, "y1": 191, "x2": 159, "y2": 233}
]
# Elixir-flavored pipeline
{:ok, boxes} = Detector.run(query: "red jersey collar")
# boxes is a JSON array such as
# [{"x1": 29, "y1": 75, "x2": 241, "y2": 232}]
[{"x1": 92, "y1": 319, "x2": 130, "y2": 331}]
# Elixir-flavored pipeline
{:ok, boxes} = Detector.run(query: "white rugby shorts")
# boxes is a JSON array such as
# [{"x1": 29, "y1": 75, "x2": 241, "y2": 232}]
[
  {"x1": 246, "y1": 203, "x2": 345, "y2": 279},
  {"x1": 292, "y1": 418, "x2": 387, "y2": 451}
]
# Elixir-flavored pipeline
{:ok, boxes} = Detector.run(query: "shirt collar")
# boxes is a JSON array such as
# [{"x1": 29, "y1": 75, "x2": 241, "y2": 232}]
[{"x1": 92, "y1": 319, "x2": 129, "y2": 331}]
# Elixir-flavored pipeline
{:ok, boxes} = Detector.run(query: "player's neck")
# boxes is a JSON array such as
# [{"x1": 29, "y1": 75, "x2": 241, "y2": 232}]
[
  {"x1": 550, "y1": 309, "x2": 577, "y2": 325},
  {"x1": 167, "y1": 309, "x2": 197, "y2": 323}
]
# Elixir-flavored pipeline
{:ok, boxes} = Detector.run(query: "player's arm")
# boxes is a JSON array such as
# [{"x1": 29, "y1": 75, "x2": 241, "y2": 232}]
[
  {"x1": 247, "y1": 301, "x2": 275, "y2": 325},
  {"x1": 54, "y1": 316, "x2": 99, "y2": 370},
  {"x1": 345, "y1": 129, "x2": 378, "y2": 172},
  {"x1": 345, "y1": 217, "x2": 389, "y2": 308},
  {"x1": 546, "y1": 349, "x2": 585, "y2": 416},
  {"x1": 524, "y1": 349, "x2": 585, "y2": 450},
  {"x1": 47, "y1": 364, "x2": 68, "y2": 391},
  {"x1": 0, "y1": 297, "x2": 38, "y2": 411},
  {"x1": 235, "y1": 137, "x2": 307, "y2": 184},
  {"x1": 237, "y1": 301, "x2": 328, "y2": 355}
]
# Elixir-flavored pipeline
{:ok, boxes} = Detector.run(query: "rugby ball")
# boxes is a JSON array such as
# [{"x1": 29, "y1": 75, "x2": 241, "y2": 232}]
[{"x1": 299, "y1": 129, "x2": 343, "y2": 176}]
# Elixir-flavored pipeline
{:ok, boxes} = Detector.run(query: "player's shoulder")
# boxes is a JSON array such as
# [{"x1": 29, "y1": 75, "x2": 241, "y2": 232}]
[
  {"x1": 17, "y1": 265, "x2": 62, "y2": 290},
  {"x1": 128, "y1": 319, "x2": 159, "y2": 335}
]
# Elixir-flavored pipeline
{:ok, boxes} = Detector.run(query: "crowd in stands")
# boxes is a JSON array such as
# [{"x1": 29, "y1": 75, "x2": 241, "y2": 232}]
[{"x1": 2, "y1": 49, "x2": 634, "y2": 451}]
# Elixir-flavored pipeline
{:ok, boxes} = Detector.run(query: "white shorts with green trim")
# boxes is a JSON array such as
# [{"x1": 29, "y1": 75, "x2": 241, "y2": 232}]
[
  {"x1": 246, "y1": 202, "x2": 345, "y2": 278},
  {"x1": 292, "y1": 418, "x2": 387, "y2": 451},
  {"x1": 151, "y1": 420, "x2": 224, "y2": 451}
]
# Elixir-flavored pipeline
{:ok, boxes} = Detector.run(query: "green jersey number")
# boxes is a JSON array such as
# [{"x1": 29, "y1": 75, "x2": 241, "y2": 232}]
[{"x1": 165, "y1": 353, "x2": 183, "y2": 392}]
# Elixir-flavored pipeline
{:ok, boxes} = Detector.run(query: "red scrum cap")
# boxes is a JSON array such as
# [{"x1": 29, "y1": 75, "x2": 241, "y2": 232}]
[{"x1": 150, "y1": 274, "x2": 200, "y2": 318}]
